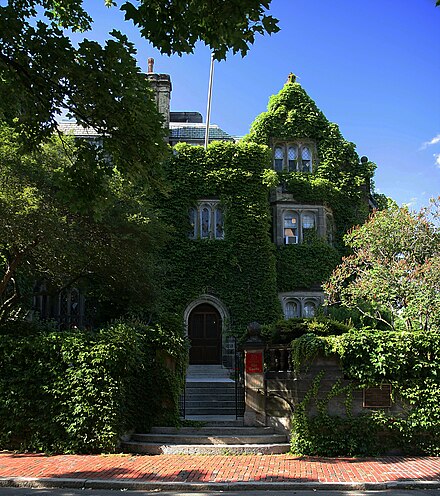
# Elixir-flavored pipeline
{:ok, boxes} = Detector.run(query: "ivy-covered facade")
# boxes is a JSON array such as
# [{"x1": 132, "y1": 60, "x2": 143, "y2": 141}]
[{"x1": 153, "y1": 72, "x2": 376, "y2": 367}]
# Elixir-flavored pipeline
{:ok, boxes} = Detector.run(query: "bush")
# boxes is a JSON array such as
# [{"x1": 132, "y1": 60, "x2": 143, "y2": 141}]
[
  {"x1": 263, "y1": 316, "x2": 350, "y2": 344},
  {"x1": 0, "y1": 319, "x2": 187, "y2": 453}
]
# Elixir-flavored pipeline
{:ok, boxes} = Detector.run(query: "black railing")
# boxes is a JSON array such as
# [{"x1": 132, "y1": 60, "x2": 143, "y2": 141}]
[
  {"x1": 265, "y1": 344, "x2": 292, "y2": 372},
  {"x1": 233, "y1": 336, "x2": 245, "y2": 418},
  {"x1": 178, "y1": 362, "x2": 186, "y2": 418}
]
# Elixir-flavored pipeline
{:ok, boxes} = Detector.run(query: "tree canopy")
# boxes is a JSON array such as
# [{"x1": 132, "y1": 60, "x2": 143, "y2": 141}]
[
  {"x1": 0, "y1": 0, "x2": 279, "y2": 153},
  {"x1": 325, "y1": 201, "x2": 440, "y2": 332},
  {"x1": 0, "y1": 123, "x2": 165, "y2": 324},
  {"x1": 0, "y1": 0, "x2": 279, "y2": 325}
]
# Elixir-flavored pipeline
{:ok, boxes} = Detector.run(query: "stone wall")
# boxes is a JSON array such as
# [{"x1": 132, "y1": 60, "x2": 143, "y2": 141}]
[{"x1": 265, "y1": 353, "x2": 403, "y2": 433}]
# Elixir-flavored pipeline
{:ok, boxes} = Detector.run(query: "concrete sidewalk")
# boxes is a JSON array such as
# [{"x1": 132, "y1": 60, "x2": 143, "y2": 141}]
[{"x1": 1, "y1": 452, "x2": 440, "y2": 491}]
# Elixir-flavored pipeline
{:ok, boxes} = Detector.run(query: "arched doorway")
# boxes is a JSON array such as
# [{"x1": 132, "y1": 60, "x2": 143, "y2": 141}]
[{"x1": 188, "y1": 303, "x2": 222, "y2": 364}]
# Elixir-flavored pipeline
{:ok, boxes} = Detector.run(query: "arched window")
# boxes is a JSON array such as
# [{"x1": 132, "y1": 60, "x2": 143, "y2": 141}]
[
  {"x1": 189, "y1": 200, "x2": 225, "y2": 240},
  {"x1": 215, "y1": 206, "x2": 224, "y2": 239},
  {"x1": 287, "y1": 145, "x2": 298, "y2": 172},
  {"x1": 303, "y1": 301, "x2": 317, "y2": 318},
  {"x1": 273, "y1": 142, "x2": 314, "y2": 173},
  {"x1": 285, "y1": 300, "x2": 299, "y2": 319},
  {"x1": 283, "y1": 210, "x2": 299, "y2": 244},
  {"x1": 274, "y1": 147, "x2": 284, "y2": 171},
  {"x1": 302, "y1": 212, "x2": 315, "y2": 230},
  {"x1": 301, "y1": 146, "x2": 312, "y2": 172},
  {"x1": 189, "y1": 207, "x2": 197, "y2": 239},
  {"x1": 200, "y1": 206, "x2": 211, "y2": 238}
]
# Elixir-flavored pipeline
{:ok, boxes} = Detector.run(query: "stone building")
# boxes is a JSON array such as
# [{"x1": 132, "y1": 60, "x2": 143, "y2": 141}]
[{"x1": 49, "y1": 63, "x2": 375, "y2": 421}]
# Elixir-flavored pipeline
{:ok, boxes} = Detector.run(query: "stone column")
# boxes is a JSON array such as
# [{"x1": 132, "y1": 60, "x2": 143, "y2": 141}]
[{"x1": 243, "y1": 322, "x2": 266, "y2": 426}]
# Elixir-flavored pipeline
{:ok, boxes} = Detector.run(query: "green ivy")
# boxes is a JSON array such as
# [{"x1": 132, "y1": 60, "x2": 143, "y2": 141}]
[
  {"x1": 0, "y1": 319, "x2": 187, "y2": 453},
  {"x1": 290, "y1": 327, "x2": 440, "y2": 455},
  {"x1": 154, "y1": 141, "x2": 282, "y2": 333}
]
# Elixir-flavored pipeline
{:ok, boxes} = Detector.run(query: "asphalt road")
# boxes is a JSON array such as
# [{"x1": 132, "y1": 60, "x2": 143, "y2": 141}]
[{"x1": 1, "y1": 488, "x2": 440, "y2": 496}]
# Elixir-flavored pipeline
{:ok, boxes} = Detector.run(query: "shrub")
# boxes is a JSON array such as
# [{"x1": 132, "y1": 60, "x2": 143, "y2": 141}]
[{"x1": 0, "y1": 319, "x2": 187, "y2": 453}]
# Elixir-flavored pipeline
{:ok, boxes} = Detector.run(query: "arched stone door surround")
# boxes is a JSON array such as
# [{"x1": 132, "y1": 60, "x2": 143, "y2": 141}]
[{"x1": 184, "y1": 295, "x2": 230, "y2": 366}]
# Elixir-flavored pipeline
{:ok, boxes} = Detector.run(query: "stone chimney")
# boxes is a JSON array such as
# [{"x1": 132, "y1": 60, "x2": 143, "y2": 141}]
[{"x1": 145, "y1": 57, "x2": 172, "y2": 133}]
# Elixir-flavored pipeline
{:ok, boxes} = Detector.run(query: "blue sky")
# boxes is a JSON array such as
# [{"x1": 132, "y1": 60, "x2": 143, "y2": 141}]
[{"x1": 63, "y1": 1, "x2": 440, "y2": 208}]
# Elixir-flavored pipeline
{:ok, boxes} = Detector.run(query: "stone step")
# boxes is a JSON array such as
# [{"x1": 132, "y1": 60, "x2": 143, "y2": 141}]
[
  {"x1": 185, "y1": 408, "x2": 237, "y2": 415},
  {"x1": 121, "y1": 442, "x2": 290, "y2": 455},
  {"x1": 185, "y1": 400, "x2": 236, "y2": 408},
  {"x1": 185, "y1": 382, "x2": 235, "y2": 389},
  {"x1": 185, "y1": 395, "x2": 236, "y2": 402},
  {"x1": 131, "y1": 433, "x2": 288, "y2": 444},
  {"x1": 150, "y1": 426, "x2": 275, "y2": 435}
]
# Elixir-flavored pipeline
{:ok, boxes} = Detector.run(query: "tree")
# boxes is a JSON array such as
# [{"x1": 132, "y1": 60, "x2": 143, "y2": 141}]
[
  {"x1": 324, "y1": 201, "x2": 440, "y2": 332},
  {"x1": 0, "y1": 0, "x2": 279, "y2": 324},
  {"x1": 0, "y1": 123, "x2": 165, "y2": 324},
  {"x1": 0, "y1": 0, "x2": 279, "y2": 154}
]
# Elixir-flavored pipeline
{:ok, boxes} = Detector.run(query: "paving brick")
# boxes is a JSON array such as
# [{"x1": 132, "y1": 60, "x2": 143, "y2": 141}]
[{"x1": 1, "y1": 452, "x2": 440, "y2": 484}]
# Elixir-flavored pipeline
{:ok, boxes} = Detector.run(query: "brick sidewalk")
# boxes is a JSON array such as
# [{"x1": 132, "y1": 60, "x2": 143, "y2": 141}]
[{"x1": 1, "y1": 452, "x2": 440, "y2": 484}]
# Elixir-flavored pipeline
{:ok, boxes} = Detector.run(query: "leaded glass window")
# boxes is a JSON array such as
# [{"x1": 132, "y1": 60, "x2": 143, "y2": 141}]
[
  {"x1": 303, "y1": 301, "x2": 316, "y2": 318},
  {"x1": 285, "y1": 300, "x2": 299, "y2": 319},
  {"x1": 287, "y1": 146, "x2": 298, "y2": 171},
  {"x1": 274, "y1": 147, "x2": 284, "y2": 172},
  {"x1": 302, "y1": 213, "x2": 315, "y2": 230},
  {"x1": 189, "y1": 201, "x2": 225, "y2": 240},
  {"x1": 215, "y1": 207, "x2": 224, "y2": 239},
  {"x1": 200, "y1": 206, "x2": 211, "y2": 238},
  {"x1": 283, "y1": 211, "x2": 298, "y2": 244},
  {"x1": 301, "y1": 146, "x2": 312, "y2": 172}
]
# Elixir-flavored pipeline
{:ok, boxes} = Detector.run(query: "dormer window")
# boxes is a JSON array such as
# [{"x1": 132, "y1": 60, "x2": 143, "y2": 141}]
[
  {"x1": 272, "y1": 141, "x2": 315, "y2": 172},
  {"x1": 189, "y1": 200, "x2": 224, "y2": 240}
]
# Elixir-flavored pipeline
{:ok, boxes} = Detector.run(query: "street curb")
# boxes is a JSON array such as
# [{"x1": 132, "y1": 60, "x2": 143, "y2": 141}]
[{"x1": 1, "y1": 476, "x2": 440, "y2": 491}]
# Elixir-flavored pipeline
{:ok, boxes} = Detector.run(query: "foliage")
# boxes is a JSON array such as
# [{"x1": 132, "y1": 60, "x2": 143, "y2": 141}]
[
  {"x1": 0, "y1": 6, "x2": 167, "y2": 179},
  {"x1": 275, "y1": 239, "x2": 341, "y2": 291},
  {"x1": 0, "y1": 123, "x2": 165, "y2": 324},
  {"x1": 262, "y1": 316, "x2": 350, "y2": 344},
  {"x1": 242, "y1": 80, "x2": 375, "y2": 302},
  {"x1": 325, "y1": 201, "x2": 440, "y2": 331},
  {"x1": 0, "y1": 0, "x2": 278, "y2": 149},
  {"x1": 121, "y1": 0, "x2": 280, "y2": 60},
  {"x1": 245, "y1": 81, "x2": 375, "y2": 192},
  {"x1": 290, "y1": 327, "x2": 440, "y2": 456},
  {"x1": 0, "y1": 319, "x2": 187, "y2": 453},
  {"x1": 154, "y1": 141, "x2": 281, "y2": 333},
  {"x1": 291, "y1": 373, "x2": 383, "y2": 456}
]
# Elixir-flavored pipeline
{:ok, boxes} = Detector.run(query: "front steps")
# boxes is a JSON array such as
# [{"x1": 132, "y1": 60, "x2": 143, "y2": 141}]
[
  {"x1": 185, "y1": 364, "x2": 237, "y2": 416},
  {"x1": 121, "y1": 424, "x2": 290, "y2": 455}
]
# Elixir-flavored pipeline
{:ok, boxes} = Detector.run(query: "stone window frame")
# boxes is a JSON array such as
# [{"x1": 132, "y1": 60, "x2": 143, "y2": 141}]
[
  {"x1": 272, "y1": 140, "x2": 316, "y2": 173},
  {"x1": 279, "y1": 292, "x2": 325, "y2": 319},
  {"x1": 189, "y1": 199, "x2": 224, "y2": 240},
  {"x1": 274, "y1": 205, "x2": 322, "y2": 245}
]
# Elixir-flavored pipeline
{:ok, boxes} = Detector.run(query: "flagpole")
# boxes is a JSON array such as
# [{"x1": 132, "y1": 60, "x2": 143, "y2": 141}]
[{"x1": 204, "y1": 53, "x2": 215, "y2": 150}]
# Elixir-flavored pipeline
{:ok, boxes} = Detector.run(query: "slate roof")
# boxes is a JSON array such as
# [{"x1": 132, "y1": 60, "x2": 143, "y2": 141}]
[
  {"x1": 169, "y1": 123, "x2": 235, "y2": 142},
  {"x1": 57, "y1": 121, "x2": 101, "y2": 138},
  {"x1": 57, "y1": 121, "x2": 237, "y2": 142}
]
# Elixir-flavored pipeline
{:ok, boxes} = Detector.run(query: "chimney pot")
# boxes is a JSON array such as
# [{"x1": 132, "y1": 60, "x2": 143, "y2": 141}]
[{"x1": 148, "y1": 57, "x2": 154, "y2": 74}]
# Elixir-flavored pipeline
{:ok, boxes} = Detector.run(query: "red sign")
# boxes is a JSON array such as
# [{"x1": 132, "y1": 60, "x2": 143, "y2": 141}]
[{"x1": 246, "y1": 352, "x2": 263, "y2": 373}]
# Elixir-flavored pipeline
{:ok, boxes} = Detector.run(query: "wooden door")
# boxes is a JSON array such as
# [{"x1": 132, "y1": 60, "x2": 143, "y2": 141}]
[{"x1": 188, "y1": 304, "x2": 222, "y2": 364}]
